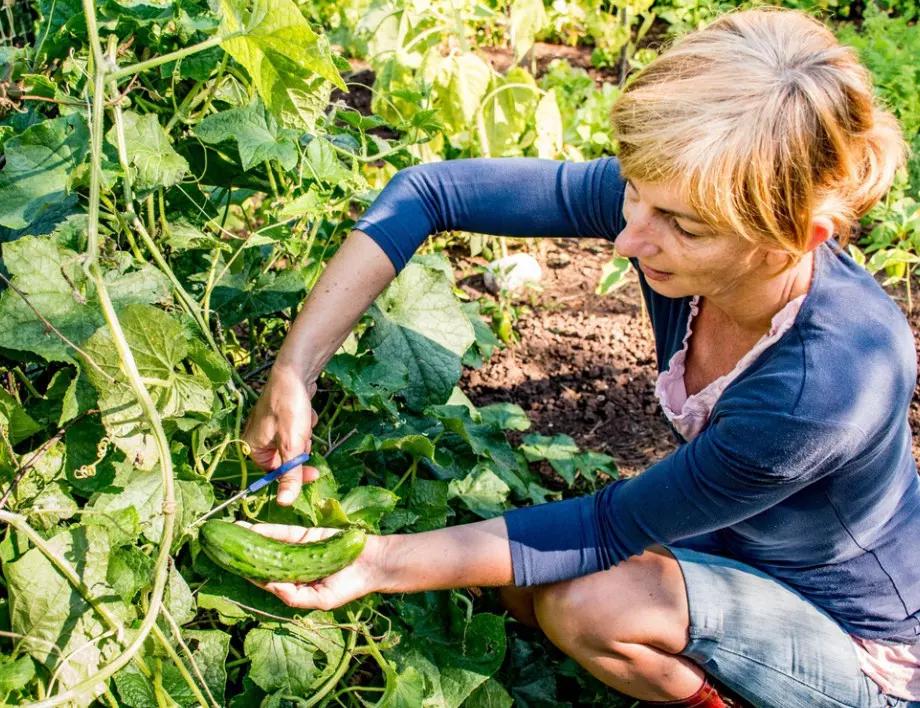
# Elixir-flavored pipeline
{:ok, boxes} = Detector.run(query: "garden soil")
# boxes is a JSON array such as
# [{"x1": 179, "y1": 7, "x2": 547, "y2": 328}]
[{"x1": 458, "y1": 238, "x2": 920, "y2": 483}]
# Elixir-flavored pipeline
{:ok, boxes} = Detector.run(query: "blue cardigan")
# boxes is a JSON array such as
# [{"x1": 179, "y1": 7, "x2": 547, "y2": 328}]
[{"x1": 355, "y1": 157, "x2": 920, "y2": 644}]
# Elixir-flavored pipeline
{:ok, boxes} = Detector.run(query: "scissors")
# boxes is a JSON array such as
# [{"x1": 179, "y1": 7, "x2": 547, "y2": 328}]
[{"x1": 190, "y1": 451, "x2": 311, "y2": 526}]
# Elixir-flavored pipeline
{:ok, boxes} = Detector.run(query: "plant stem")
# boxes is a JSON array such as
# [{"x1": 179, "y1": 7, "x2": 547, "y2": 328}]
[
  {"x1": 29, "y1": 5, "x2": 177, "y2": 704},
  {"x1": 109, "y1": 34, "x2": 229, "y2": 82},
  {"x1": 301, "y1": 627, "x2": 358, "y2": 708},
  {"x1": 145, "y1": 194, "x2": 157, "y2": 239},
  {"x1": 164, "y1": 79, "x2": 205, "y2": 134},
  {"x1": 265, "y1": 160, "x2": 280, "y2": 198},
  {"x1": 151, "y1": 618, "x2": 215, "y2": 708}
]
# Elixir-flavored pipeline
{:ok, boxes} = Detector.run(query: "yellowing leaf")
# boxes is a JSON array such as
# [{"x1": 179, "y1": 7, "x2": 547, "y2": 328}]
[
  {"x1": 220, "y1": 0, "x2": 345, "y2": 128},
  {"x1": 533, "y1": 89, "x2": 563, "y2": 159},
  {"x1": 510, "y1": 0, "x2": 547, "y2": 64}
]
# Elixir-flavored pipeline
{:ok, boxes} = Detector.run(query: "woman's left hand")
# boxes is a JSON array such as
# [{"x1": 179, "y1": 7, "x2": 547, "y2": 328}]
[{"x1": 246, "y1": 524, "x2": 386, "y2": 610}]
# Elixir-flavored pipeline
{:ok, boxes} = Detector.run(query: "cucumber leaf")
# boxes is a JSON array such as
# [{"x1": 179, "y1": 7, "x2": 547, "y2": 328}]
[
  {"x1": 0, "y1": 114, "x2": 88, "y2": 229},
  {"x1": 0, "y1": 236, "x2": 170, "y2": 363},
  {"x1": 196, "y1": 100, "x2": 300, "y2": 172},
  {"x1": 244, "y1": 613, "x2": 343, "y2": 695},
  {"x1": 81, "y1": 305, "x2": 215, "y2": 466},
  {"x1": 106, "y1": 111, "x2": 189, "y2": 192},
  {"x1": 364, "y1": 263, "x2": 474, "y2": 411},
  {"x1": 219, "y1": 0, "x2": 344, "y2": 130},
  {"x1": 6, "y1": 525, "x2": 131, "y2": 700}
]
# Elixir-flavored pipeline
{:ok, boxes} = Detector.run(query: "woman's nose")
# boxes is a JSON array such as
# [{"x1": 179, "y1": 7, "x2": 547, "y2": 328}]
[{"x1": 614, "y1": 221, "x2": 661, "y2": 259}]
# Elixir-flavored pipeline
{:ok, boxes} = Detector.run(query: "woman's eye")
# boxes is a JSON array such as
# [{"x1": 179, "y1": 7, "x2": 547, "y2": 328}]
[{"x1": 668, "y1": 216, "x2": 696, "y2": 238}]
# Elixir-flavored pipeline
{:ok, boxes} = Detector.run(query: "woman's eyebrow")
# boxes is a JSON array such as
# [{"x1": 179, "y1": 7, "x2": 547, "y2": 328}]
[
  {"x1": 626, "y1": 179, "x2": 705, "y2": 223},
  {"x1": 657, "y1": 205, "x2": 706, "y2": 223}
]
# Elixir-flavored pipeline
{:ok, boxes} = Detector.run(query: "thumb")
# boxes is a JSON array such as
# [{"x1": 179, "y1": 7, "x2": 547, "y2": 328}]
[{"x1": 276, "y1": 436, "x2": 307, "y2": 506}]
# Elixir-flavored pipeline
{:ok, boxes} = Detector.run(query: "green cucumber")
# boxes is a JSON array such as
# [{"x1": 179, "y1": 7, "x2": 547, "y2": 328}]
[{"x1": 199, "y1": 520, "x2": 366, "y2": 583}]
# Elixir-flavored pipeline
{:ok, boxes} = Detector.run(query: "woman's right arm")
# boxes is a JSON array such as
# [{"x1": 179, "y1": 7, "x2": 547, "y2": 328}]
[{"x1": 243, "y1": 157, "x2": 627, "y2": 503}]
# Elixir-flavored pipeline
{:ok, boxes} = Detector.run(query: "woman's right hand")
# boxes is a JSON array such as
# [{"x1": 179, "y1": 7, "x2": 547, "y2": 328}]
[{"x1": 242, "y1": 367, "x2": 321, "y2": 505}]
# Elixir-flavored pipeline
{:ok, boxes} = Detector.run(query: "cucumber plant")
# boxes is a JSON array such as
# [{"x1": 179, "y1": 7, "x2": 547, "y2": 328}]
[{"x1": 0, "y1": 0, "x2": 620, "y2": 705}]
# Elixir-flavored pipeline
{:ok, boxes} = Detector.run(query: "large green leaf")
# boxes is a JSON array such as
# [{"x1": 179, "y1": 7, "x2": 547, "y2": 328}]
[
  {"x1": 0, "y1": 114, "x2": 88, "y2": 229},
  {"x1": 478, "y1": 68, "x2": 538, "y2": 158},
  {"x1": 244, "y1": 614, "x2": 344, "y2": 696},
  {"x1": 0, "y1": 655, "x2": 35, "y2": 703},
  {"x1": 211, "y1": 268, "x2": 306, "y2": 328},
  {"x1": 364, "y1": 263, "x2": 474, "y2": 411},
  {"x1": 388, "y1": 593, "x2": 506, "y2": 707},
  {"x1": 379, "y1": 666, "x2": 425, "y2": 707},
  {"x1": 324, "y1": 353, "x2": 408, "y2": 417},
  {"x1": 465, "y1": 677, "x2": 514, "y2": 708},
  {"x1": 92, "y1": 466, "x2": 214, "y2": 543},
  {"x1": 6, "y1": 525, "x2": 131, "y2": 700},
  {"x1": 427, "y1": 404, "x2": 530, "y2": 497},
  {"x1": 0, "y1": 236, "x2": 170, "y2": 363},
  {"x1": 106, "y1": 112, "x2": 188, "y2": 192},
  {"x1": 112, "y1": 629, "x2": 230, "y2": 708},
  {"x1": 165, "y1": 565, "x2": 196, "y2": 626},
  {"x1": 407, "y1": 478, "x2": 449, "y2": 532},
  {"x1": 107, "y1": 545, "x2": 153, "y2": 603},
  {"x1": 0, "y1": 388, "x2": 41, "y2": 445},
  {"x1": 448, "y1": 466, "x2": 510, "y2": 519},
  {"x1": 305, "y1": 137, "x2": 352, "y2": 183},
  {"x1": 81, "y1": 305, "x2": 214, "y2": 466},
  {"x1": 219, "y1": 0, "x2": 344, "y2": 130},
  {"x1": 434, "y1": 53, "x2": 491, "y2": 137},
  {"x1": 195, "y1": 100, "x2": 300, "y2": 171},
  {"x1": 181, "y1": 629, "x2": 232, "y2": 706},
  {"x1": 521, "y1": 434, "x2": 617, "y2": 487}
]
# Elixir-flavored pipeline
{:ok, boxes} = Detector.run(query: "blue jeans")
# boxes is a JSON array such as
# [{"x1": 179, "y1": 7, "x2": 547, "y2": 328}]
[{"x1": 668, "y1": 547, "x2": 920, "y2": 708}]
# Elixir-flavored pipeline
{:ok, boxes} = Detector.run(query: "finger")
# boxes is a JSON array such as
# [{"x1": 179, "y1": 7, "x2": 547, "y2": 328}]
[
  {"x1": 249, "y1": 446, "x2": 281, "y2": 472},
  {"x1": 302, "y1": 465, "x2": 320, "y2": 484},
  {"x1": 311, "y1": 409, "x2": 318, "y2": 428},
  {"x1": 262, "y1": 581, "x2": 326, "y2": 609},
  {"x1": 248, "y1": 524, "x2": 339, "y2": 544},
  {"x1": 308, "y1": 381, "x2": 318, "y2": 398},
  {"x1": 276, "y1": 468, "x2": 303, "y2": 506},
  {"x1": 276, "y1": 436, "x2": 307, "y2": 505}
]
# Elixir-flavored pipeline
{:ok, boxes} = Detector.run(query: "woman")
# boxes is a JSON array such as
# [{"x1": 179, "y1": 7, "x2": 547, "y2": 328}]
[{"x1": 241, "y1": 9, "x2": 920, "y2": 708}]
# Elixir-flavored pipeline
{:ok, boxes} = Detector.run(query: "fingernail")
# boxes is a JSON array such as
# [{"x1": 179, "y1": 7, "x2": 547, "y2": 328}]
[{"x1": 279, "y1": 490, "x2": 295, "y2": 505}]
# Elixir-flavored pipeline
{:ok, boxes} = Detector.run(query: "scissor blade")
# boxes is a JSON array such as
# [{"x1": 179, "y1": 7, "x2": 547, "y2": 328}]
[
  {"x1": 188, "y1": 451, "x2": 312, "y2": 527},
  {"x1": 189, "y1": 487, "x2": 249, "y2": 527}
]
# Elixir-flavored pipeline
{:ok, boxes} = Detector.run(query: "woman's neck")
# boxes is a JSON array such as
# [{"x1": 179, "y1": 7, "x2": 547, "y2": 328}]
[{"x1": 705, "y1": 251, "x2": 815, "y2": 335}]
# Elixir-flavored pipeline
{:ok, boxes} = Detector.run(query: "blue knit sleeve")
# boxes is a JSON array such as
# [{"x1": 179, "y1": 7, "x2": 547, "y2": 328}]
[
  {"x1": 354, "y1": 157, "x2": 627, "y2": 272},
  {"x1": 504, "y1": 400, "x2": 865, "y2": 586}
]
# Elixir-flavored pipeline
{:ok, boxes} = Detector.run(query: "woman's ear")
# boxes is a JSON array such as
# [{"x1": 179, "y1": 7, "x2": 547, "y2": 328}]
[{"x1": 806, "y1": 216, "x2": 835, "y2": 252}]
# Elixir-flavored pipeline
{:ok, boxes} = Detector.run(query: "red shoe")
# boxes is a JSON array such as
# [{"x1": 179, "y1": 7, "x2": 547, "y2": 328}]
[{"x1": 640, "y1": 680, "x2": 729, "y2": 707}]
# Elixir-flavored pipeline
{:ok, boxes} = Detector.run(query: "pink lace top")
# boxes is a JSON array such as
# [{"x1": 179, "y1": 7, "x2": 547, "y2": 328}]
[{"x1": 655, "y1": 295, "x2": 920, "y2": 701}]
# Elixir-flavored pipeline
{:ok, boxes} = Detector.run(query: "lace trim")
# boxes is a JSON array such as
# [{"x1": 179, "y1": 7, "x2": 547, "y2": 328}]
[{"x1": 655, "y1": 294, "x2": 806, "y2": 441}]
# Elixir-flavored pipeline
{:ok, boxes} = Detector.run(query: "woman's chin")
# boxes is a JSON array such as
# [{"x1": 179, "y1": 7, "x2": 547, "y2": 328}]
[{"x1": 642, "y1": 275, "x2": 686, "y2": 298}]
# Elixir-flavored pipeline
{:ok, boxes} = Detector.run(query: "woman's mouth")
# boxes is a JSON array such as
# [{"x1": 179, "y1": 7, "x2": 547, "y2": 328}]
[{"x1": 638, "y1": 262, "x2": 673, "y2": 282}]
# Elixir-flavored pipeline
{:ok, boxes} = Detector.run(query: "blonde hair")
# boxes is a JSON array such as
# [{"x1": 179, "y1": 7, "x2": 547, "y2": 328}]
[{"x1": 610, "y1": 8, "x2": 908, "y2": 254}]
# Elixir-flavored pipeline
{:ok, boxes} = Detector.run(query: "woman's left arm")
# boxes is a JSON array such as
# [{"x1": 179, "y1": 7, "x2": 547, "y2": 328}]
[
  {"x1": 505, "y1": 406, "x2": 865, "y2": 587},
  {"x1": 251, "y1": 518, "x2": 514, "y2": 610}
]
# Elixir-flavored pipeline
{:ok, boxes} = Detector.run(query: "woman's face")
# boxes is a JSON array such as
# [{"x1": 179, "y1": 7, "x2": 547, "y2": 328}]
[{"x1": 616, "y1": 177, "x2": 768, "y2": 299}]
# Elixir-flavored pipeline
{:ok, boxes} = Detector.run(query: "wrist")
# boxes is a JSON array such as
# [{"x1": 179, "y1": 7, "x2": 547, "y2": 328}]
[
  {"x1": 368, "y1": 533, "x2": 404, "y2": 595},
  {"x1": 269, "y1": 356, "x2": 319, "y2": 387}
]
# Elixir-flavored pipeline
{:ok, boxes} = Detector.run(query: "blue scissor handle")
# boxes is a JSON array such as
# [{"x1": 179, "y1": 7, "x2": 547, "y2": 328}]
[{"x1": 247, "y1": 451, "x2": 312, "y2": 494}]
